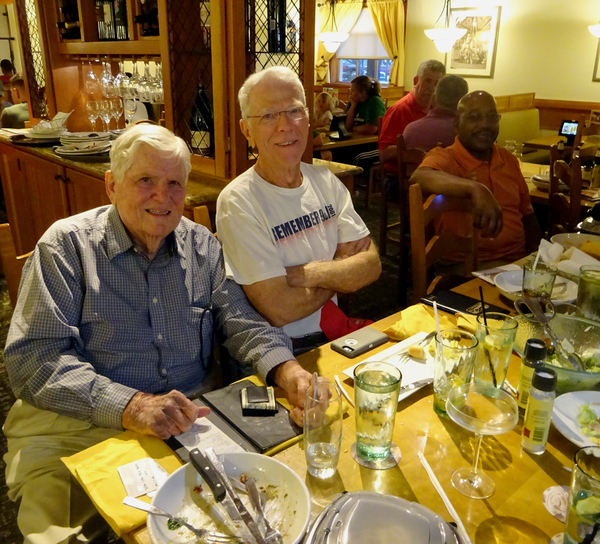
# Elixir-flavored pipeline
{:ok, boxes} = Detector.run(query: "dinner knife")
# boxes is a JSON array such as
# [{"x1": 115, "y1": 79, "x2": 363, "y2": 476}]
[
  {"x1": 189, "y1": 448, "x2": 226, "y2": 502},
  {"x1": 399, "y1": 378, "x2": 433, "y2": 394},
  {"x1": 204, "y1": 448, "x2": 266, "y2": 544}
]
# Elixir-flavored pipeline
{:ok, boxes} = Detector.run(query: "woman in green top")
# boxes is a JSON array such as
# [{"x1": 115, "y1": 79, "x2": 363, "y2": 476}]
[{"x1": 345, "y1": 76, "x2": 386, "y2": 135}]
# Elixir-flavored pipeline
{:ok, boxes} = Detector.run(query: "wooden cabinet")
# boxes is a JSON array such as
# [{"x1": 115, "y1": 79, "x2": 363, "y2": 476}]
[{"x1": 0, "y1": 143, "x2": 110, "y2": 254}]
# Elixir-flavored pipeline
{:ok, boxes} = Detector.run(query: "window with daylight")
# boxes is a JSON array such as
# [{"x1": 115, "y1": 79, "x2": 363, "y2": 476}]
[{"x1": 335, "y1": 9, "x2": 391, "y2": 84}]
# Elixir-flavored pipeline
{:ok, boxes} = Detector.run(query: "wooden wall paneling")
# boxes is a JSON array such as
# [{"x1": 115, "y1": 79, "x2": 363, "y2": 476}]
[
  {"x1": 21, "y1": 155, "x2": 69, "y2": 244},
  {"x1": 157, "y1": 0, "x2": 172, "y2": 129},
  {"x1": 65, "y1": 169, "x2": 112, "y2": 216},
  {"x1": 0, "y1": 145, "x2": 36, "y2": 255},
  {"x1": 210, "y1": 0, "x2": 229, "y2": 179},
  {"x1": 536, "y1": 98, "x2": 600, "y2": 131},
  {"x1": 226, "y1": 0, "x2": 250, "y2": 179},
  {"x1": 77, "y1": 0, "x2": 100, "y2": 42},
  {"x1": 301, "y1": 0, "x2": 316, "y2": 164}
]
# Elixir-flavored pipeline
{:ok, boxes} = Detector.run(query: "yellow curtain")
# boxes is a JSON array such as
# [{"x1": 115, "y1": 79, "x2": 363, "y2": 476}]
[
  {"x1": 315, "y1": 1, "x2": 363, "y2": 83},
  {"x1": 368, "y1": 0, "x2": 405, "y2": 87}
]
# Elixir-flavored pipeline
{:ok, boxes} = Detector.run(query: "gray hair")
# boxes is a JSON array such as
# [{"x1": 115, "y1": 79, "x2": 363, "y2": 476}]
[
  {"x1": 238, "y1": 66, "x2": 306, "y2": 119},
  {"x1": 416, "y1": 59, "x2": 446, "y2": 78},
  {"x1": 435, "y1": 75, "x2": 468, "y2": 111},
  {"x1": 109, "y1": 124, "x2": 191, "y2": 184}
]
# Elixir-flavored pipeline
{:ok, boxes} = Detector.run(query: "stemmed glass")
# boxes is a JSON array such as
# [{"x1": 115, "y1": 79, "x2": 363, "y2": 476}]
[
  {"x1": 137, "y1": 61, "x2": 153, "y2": 102},
  {"x1": 123, "y1": 98, "x2": 137, "y2": 126},
  {"x1": 113, "y1": 59, "x2": 129, "y2": 98},
  {"x1": 128, "y1": 61, "x2": 142, "y2": 99},
  {"x1": 109, "y1": 98, "x2": 124, "y2": 129},
  {"x1": 151, "y1": 62, "x2": 164, "y2": 104},
  {"x1": 98, "y1": 100, "x2": 112, "y2": 131},
  {"x1": 85, "y1": 100, "x2": 99, "y2": 131},
  {"x1": 100, "y1": 59, "x2": 118, "y2": 98},
  {"x1": 83, "y1": 60, "x2": 101, "y2": 97},
  {"x1": 446, "y1": 382, "x2": 518, "y2": 499}
]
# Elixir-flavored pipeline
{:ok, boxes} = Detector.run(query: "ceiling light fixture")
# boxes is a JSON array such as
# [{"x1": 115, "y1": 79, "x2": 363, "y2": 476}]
[
  {"x1": 318, "y1": 0, "x2": 349, "y2": 54},
  {"x1": 590, "y1": 23, "x2": 600, "y2": 38},
  {"x1": 424, "y1": 0, "x2": 467, "y2": 53}
]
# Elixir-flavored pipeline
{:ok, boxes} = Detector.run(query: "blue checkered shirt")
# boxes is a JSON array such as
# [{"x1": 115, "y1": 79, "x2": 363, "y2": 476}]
[{"x1": 5, "y1": 206, "x2": 294, "y2": 429}]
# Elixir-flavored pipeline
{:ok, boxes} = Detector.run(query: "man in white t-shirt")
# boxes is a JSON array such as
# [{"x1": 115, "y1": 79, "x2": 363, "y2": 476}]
[{"x1": 216, "y1": 67, "x2": 381, "y2": 354}]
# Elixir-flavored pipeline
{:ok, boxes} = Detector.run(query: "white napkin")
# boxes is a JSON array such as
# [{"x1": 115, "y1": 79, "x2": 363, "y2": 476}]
[
  {"x1": 538, "y1": 239, "x2": 564, "y2": 264},
  {"x1": 31, "y1": 111, "x2": 73, "y2": 133},
  {"x1": 539, "y1": 239, "x2": 600, "y2": 277}
]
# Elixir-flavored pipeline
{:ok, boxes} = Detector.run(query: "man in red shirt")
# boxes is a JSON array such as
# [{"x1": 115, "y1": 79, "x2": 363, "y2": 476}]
[
  {"x1": 378, "y1": 59, "x2": 446, "y2": 174},
  {"x1": 411, "y1": 90, "x2": 542, "y2": 266}
]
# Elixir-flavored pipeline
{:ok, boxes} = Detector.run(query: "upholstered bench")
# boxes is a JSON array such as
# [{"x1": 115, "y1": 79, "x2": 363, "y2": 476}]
[{"x1": 497, "y1": 108, "x2": 550, "y2": 164}]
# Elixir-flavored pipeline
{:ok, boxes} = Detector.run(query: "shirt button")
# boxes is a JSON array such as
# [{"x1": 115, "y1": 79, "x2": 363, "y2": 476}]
[
  {"x1": 153, "y1": 298, "x2": 158, "y2": 303},
  {"x1": 161, "y1": 368, "x2": 167, "y2": 375},
  {"x1": 158, "y1": 334, "x2": 163, "y2": 340}
]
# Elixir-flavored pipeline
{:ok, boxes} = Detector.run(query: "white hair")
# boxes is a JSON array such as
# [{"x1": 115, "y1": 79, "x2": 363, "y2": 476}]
[
  {"x1": 109, "y1": 124, "x2": 191, "y2": 184},
  {"x1": 238, "y1": 66, "x2": 306, "y2": 119}
]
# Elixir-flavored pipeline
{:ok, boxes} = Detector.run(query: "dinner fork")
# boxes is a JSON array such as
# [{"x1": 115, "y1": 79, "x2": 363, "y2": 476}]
[
  {"x1": 245, "y1": 477, "x2": 283, "y2": 544},
  {"x1": 122, "y1": 496, "x2": 240, "y2": 543},
  {"x1": 397, "y1": 331, "x2": 436, "y2": 367}
]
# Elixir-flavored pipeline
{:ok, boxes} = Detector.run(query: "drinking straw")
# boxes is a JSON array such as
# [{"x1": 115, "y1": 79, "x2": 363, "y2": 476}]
[
  {"x1": 433, "y1": 301, "x2": 442, "y2": 339},
  {"x1": 532, "y1": 242, "x2": 543, "y2": 271},
  {"x1": 313, "y1": 371, "x2": 319, "y2": 399},
  {"x1": 479, "y1": 286, "x2": 498, "y2": 387},
  {"x1": 417, "y1": 451, "x2": 473, "y2": 544}
]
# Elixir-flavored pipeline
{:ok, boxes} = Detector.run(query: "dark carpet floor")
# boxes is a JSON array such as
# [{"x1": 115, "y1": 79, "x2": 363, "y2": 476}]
[{"x1": 0, "y1": 185, "x2": 406, "y2": 543}]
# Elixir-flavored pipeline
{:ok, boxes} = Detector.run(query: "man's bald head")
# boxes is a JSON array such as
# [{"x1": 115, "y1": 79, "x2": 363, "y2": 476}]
[{"x1": 455, "y1": 91, "x2": 500, "y2": 161}]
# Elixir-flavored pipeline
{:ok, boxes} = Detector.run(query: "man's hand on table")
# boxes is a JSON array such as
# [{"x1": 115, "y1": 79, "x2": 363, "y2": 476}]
[
  {"x1": 122, "y1": 390, "x2": 210, "y2": 439},
  {"x1": 273, "y1": 360, "x2": 312, "y2": 427}
]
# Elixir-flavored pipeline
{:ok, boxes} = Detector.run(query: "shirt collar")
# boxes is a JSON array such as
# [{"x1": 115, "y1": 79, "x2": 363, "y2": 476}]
[
  {"x1": 453, "y1": 137, "x2": 505, "y2": 169},
  {"x1": 105, "y1": 205, "x2": 181, "y2": 260}
]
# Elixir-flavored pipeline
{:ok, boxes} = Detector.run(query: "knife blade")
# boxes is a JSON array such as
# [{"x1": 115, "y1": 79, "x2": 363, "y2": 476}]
[
  {"x1": 205, "y1": 448, "x2": 266, "y2": 544},
  {"x1": 399, "y1": 378, "x2": 433, "y2": 393},
  {"x1": 189, "y1": 448, "x2": 226, "y2": 502}
]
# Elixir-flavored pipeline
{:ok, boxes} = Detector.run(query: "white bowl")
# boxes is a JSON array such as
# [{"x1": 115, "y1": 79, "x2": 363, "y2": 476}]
[
  {"x1": 494, "y1": 269, "x2": 578, "y2": 303},
  {"x1": 147, "y1": 452, "x2": 311, "y2": 544},
  {"x1": 550, "y1": 232, "x2": 600, "y2": 251}
]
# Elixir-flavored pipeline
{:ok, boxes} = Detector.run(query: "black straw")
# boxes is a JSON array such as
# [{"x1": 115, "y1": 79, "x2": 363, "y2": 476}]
[{"x1": 479, "y1": 286, "x2": 497, "y2": 387}]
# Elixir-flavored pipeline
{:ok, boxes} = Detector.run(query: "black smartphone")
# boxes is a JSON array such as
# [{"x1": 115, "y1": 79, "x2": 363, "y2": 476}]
[{"x1": 331, "y1": 327, "x2": 388, "y2": 359}]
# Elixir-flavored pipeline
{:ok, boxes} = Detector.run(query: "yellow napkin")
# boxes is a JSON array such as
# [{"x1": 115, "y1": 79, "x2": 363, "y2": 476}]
[
  {"x1": 455, "y1": 312, "x2": 478, "y2": 334},
  {"x1": 62, "y1": 430, "x2": 182, "y2": 536},
  {"x1": 383, "y1": 304, "x2": 457, "y2": 341}
]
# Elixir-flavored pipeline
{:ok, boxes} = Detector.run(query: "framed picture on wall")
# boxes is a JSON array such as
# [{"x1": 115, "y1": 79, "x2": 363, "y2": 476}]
[{"x1": 445, "y1": 6, "x2": 502, "y2": 78}]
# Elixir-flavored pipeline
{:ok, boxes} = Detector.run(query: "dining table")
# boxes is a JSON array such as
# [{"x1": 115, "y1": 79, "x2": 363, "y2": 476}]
[
  {"x1": 520, "y1": 161, "x2": 598, "y2": 209},
  {"x1": 523, "y1": 134, "x2": 599, "y2": 156},
  {"x1": 118, "y1": 274, "x2": 573, "y2": 544},
  {"x1": 313, "y1": 132, "x2": 378, "y2": 152}
]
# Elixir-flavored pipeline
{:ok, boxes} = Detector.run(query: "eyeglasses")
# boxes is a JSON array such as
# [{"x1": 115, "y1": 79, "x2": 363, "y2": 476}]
[
  {"x1": 464, "y1": 112, "x2": 501, "y2": 124},
  {"x1": 246, "y1": 106, "x2": 308, "y2": 125}
]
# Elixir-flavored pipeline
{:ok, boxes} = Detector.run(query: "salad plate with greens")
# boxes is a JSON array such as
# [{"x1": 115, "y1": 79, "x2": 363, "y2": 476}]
[{"x1": 553, "y1": 391, "x2": 600, "y2": 448}]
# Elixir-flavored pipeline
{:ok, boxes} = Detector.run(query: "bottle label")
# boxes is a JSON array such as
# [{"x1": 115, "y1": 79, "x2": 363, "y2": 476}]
[
  {"x1": 522, "y1": 395, "x2": 552, "y2": 447},
  {"x1": 517, "y1": 363, "x2": 536, "y2": 410}
]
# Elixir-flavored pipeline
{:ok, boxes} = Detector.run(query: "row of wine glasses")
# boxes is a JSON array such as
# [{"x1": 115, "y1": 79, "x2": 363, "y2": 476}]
[
  {"x1": 86, "y1": 98, "x2": 124, "y2": 131},
  {"x1": 83, "y1": 58, "x2": 164, "y2": 104}
]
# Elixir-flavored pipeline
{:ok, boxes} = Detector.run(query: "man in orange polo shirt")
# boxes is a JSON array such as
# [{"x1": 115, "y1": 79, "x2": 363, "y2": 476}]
[{"x1": 411, "y1": 90, "x2": 542, "y2": 265}]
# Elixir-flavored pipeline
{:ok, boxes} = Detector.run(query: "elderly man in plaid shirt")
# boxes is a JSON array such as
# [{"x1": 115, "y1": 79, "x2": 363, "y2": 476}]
[{"x1": 3, "y1": 124, "x2": 311, "y2": 544}]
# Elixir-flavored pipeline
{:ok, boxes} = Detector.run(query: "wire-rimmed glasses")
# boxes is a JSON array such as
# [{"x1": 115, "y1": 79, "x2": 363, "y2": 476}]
[{"x1": 246, "y1": 106, "x2": 308, "y2": 125}]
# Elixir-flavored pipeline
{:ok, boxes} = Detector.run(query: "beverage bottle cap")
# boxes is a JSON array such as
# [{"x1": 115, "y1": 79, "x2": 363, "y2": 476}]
[
  {"x1": 524, "y1": 339, "x2": 547, "y2": 361},
  {"x1": 532, "y1": 367, "x2": 557, "y2": 392}
]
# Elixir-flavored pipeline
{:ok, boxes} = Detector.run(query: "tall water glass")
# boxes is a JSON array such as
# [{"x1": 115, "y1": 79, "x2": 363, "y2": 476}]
[
  {"x1": 577, "y1": 265, "x2": 600, "y2": 322},
  {"x1": 433, "y1": 329, "x2": 479, "y2": 416},
  {"x1": 354, "y1": 361, "x2": 401, "y2": 461},
  {"x1": 522, "y1": 258, "x2": 558, "y2": 298},
  {"x1": 564, "y1": 446, "x2": 600, "y2": 543},
  {"x1": 304, "y1": 379, "x2": 343, "y2": 479},
  {"x1": 474, "y1": 313, "x2": 517, "y2": 389}
]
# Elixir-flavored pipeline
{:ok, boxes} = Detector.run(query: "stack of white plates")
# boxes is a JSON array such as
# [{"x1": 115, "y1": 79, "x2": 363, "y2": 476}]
[
  {"x1": 54, "y1": 132, "x2": 111, "y2": 158},
  {"x1": 24, "y1": 129, "x2": 68, "y2": 140}
]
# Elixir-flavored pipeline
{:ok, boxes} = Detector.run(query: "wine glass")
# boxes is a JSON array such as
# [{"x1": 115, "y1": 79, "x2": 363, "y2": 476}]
[
  {"x1": 128, "y1": 61, "x2": 142, "y2": 99},
  {"x1": 110, "y1": 98, "x2": 124, "y2": 129},
  {"x1": 85, "y1": 100, "x2": 99, "y2": 131},
  {"x1": 151, "y1": 62, "x2": 164, "y2": 104},
  {"x1": 83, "y1": 60, "x2": 101, "y2": 97},
  {"x1": 123, "y1": 98, "x2": 137, "y2": 126},
  {"x1": 137, "y1": 61, "x2": 153, "y2": 103},
  {"x1": 100, "y1": 59, "x2": 118, "y2": 98},
  {"x1": 98, "y1": 100, "x2": 112, "y2": 131},
  {"x1": 446, "y1": 382, "x2": 518, "y2": 499}
]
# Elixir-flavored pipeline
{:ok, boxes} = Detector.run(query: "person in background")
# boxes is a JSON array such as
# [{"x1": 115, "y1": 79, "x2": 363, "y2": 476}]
[
  {"x1": 3, "y1": 124, "x2": 309, "y2": 544},
  {"x1": 403, "y1": 74, "x2": 469, "y2": 153},
  {"x1": 216, "y1": 66, "x2": 381, "y2": 355},
  {"x1": 0, "y1": 58, "x2": 15, "y2": 85},
  {"x1": 378, "y1": 59, "x2": 446, "y2": 174},
  {"x1": 410, "y1": 90, "x2": 542, "y2": 267},
  {"x1": 345, "y1": 75, "x2": 386, "y2": 135},
  {"x1": 313, "y1": 130, "x2": 333, "y2": 161},
  {"x1": 313, "y1": 91, "x2": 335, "y2": 130},
  {"x1": 1, "y1": 74, "x2": 29, "y2": 129},
  {"x1": 0, "y1": 79, "x2": 12, "y2": 116}
]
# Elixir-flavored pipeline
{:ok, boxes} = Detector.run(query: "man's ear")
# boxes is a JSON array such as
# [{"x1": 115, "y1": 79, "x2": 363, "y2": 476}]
[
  {"x1": 239, "y1": 118, "x2": 255, "y2": 148},
  {"x1": 413, "y1": 75, "x2": 419, "y2": 86},
  {"x1": 105, "y1": 170, "x2": 117, "y2": 204}
]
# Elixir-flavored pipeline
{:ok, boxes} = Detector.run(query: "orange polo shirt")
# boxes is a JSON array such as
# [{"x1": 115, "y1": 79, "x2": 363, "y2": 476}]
[{"x1": 420, "y1": 138, "x2": 534, "y2": 263}]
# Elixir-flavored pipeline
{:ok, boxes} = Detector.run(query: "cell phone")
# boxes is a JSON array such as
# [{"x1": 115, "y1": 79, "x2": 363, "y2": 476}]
[
  {"x1": 331, "y1": 327, "x2": 388, "y2": 359},
  {"x1": 420, "y1": 291, "x2": 509, "y2": 316}
]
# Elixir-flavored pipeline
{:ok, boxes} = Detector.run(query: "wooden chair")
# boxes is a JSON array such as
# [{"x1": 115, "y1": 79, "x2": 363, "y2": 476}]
[
  {"x1": 364, "y1": 117, "x2": 384, "y2": 209},
  {"x1": 193, "y1": 205, "x2": 213, "y2": 233},
  {"x1": 0, "y1": 224, "x2": 32, "y2": 307},
  {"x1": 379, "y1": 134, "x2": 426, "y2": 305},
  {"x1": 548, "y1": 146, "x2": 583, "y2": 236},
  {"x1": 408, "y1": 184, "x2": 478, "y2": 304}
]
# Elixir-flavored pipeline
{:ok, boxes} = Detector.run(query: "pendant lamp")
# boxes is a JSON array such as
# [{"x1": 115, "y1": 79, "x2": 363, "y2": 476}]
[
  {"x1": 424, "y1": 0, "x2": 467, "y2": 53},
  {"x1": 318, "y1": 0, "x2": 349, "y2": 53}
]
